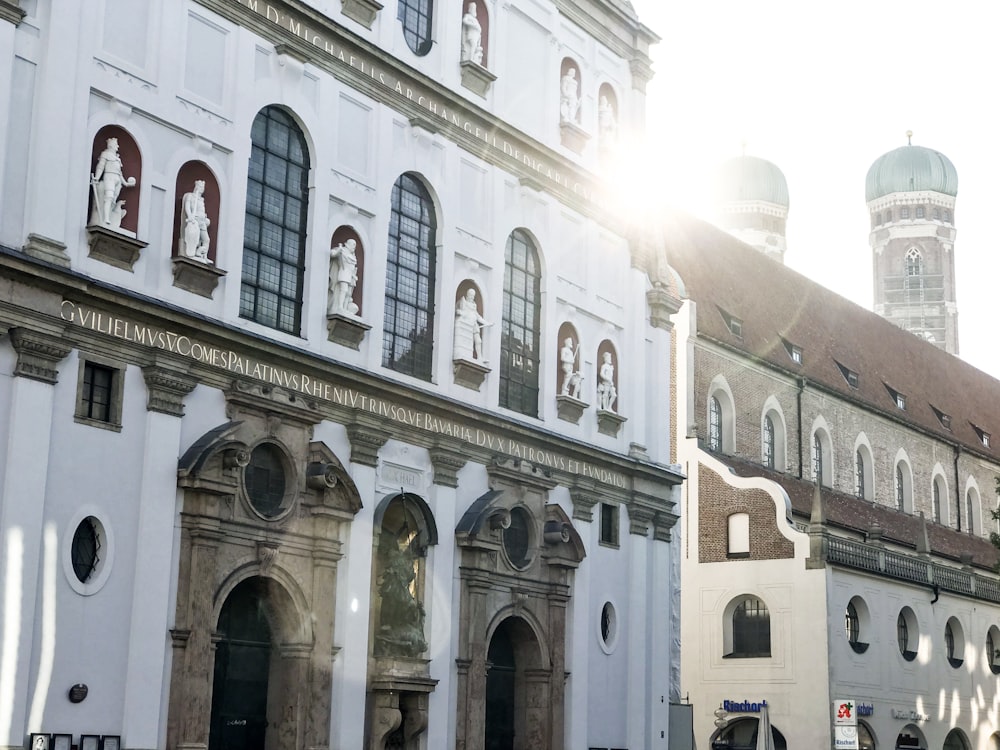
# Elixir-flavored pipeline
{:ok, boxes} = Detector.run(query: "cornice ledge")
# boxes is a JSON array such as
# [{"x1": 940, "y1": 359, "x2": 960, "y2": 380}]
[
  {"x1": 345, "y1": 414, "x2": 392, "y2": 467},
  {"x1": 143, "y1": 363, "x2": 198, "y2": 417},
  {"x1": 8, "y1": 327, "x2": 72, "y2": 383},
  {"x1": 0, "y1": 0, "x2": 25, "y2": 26}
]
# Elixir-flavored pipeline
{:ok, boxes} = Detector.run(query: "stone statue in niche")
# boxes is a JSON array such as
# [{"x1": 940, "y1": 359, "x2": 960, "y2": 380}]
[
  {"x1": 375, "y1": 540, "x2": 427, "y2": 657},
  {"x1": 461, "y1": 3, "x2": 484, "y2": 65},
  {"x1": 90, "y1": 137, "x2": 137, "y2": 232},
  {"x1": 598, "y1": 96, "x2": 617, "y2": 144},
  {"x1": 180, "y1": 180, "x2": 212, "y2": 263},
  {"x1": 559, "y1": 337, "x2": 582, "y2": 399},
  {"x1": 560, "y1": 68, "x2": 580, "y2": 123},
  {"x1": 328, "y1": 239, "x2": 360, "y2": 316},
  {"x1": 597, "y1": 351, "x2": 617, "y2": 412},
  {"x1": 454, "y1": 288, "x2": 491, "y2": 361}
]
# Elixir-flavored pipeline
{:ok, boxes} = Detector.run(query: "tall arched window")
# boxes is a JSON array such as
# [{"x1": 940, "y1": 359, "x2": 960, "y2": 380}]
[
  {"x1": 709, "y1": 396, "x2": 722, "y2": 451},
  {"x1": 500, "y1": 230, "x2": 541, "y2": 416},
  {"x1": 967, "y1": 489, "x2": 977, "y2": 535},
  {"x1": 762, "y1": 415, "x2": 775, "y2": 468},
  {"x1": 727, "y1": 596, "x2": 770, "y2": 658},
  {"x1": 895, "y1": 464, "x2": 906, "y2": 512},
  {"x1": 855, "y1": 450, "x2": 865, "y2": 499},
  {"x1": 933, "y1": 479, "x2": 942, "y2": 523},
  {"x1": 398, "y1": 0, "x2": 433, "y2": 55},
  {"x1": 812, "y1": 433, "x2": 824, "y2": 484},
  {"x1": 241, "y1": 106, "x2": 310, "y2": 334},
  {"x1": 383, "y1": 174, "x2": 437, "y2": 380},
  {"x1": 905, "y1": 247, "x2": 923, "y2": 276}
]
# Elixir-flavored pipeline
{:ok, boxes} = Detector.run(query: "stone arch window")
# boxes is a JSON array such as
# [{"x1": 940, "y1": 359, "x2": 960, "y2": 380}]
[
  {"x1": 241, "y1": 106, "x2": 310, "y2": 335},
  {"x1": 845, "y1": 596, "x2": 870, "y2": 654},
  {"x1": 944, "y1": 617, "x2": 965, "y2": 668},
  {"x1": 944, "y1": 729, "x2": 972, "y2": 750},
  {"x1": 724, "y1": 595, "x2": 771, "y2": 658},
  {"x1": 559, "y1": 57, "x2": 582, "y2": 124},
  {"x1": 708, "y1": 378, "x2": 735, "y2": 454},
  {"x1": 812, "y1": 426, "x2": 832, "y2": 487},
  {"x1": 727, "y1": 513, "x2": 750, "y2": 557},
  {"x1": 932, "y1": 475, "x2": 945, "y2": 523},
  {"x1": 88, "y1": 125, "x2": 142, "y2": 236},
  {"x1": 762, "y1": 415, "x2": 775, "y2": 468},
  {"x1": 761, "y1": 400, "x2": 786, "y2": 471},
  {"x1": 967, "y1": 487, "x2": 978, "y2": 535},
  {"x1": 556, "y1": 321, "x2": 582, "y2": 400},
  {"x1": 173, "y1": 160, "x2": 220, "y2": 263},
  {"x1": 895, "y1": 462, "x2": 912, "y2": 512},
  {"x1": 383, "y1": 173, "x2": 438, "y2": 380},
  {"x1": 905, "y1": 247, "x2": 923, "y2": 276},
  {"x1": 897, "y1": 606, "x2": 918, "y2": 661},
  {"x1": 501, "y1": 229, "x2": 541, "y2": 415},
  {"x1": 987, "y1": 625, "x2": 1000, "y2": 674},
  {"x1": 398, "y1": 0, "x2": 433, "y2": 55},
  {"x1": 459, "y1": 0, "x2": 488, "y2": 66},
  {"x1": 329, "y1": 225, "x2": 365, "y2": 316},
  {"x1": 372, "y1": 492, "x2": 438, "y2": 658}
]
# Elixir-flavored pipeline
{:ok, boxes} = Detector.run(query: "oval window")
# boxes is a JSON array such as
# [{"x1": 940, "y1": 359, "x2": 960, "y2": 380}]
[
  {"x1": 503, "y1": 507, "x2": 532, "y2": 568},
  {"x1": 244, "y1": 443, "x2": 288, "y2": 518},
  {"x1": 71, "y1": 517, "x2": 102, "y2": 583}
]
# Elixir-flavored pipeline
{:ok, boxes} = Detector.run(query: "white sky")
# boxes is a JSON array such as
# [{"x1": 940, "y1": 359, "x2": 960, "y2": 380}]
[{"x1": 629, "y1": 0, "x2": 1000, "y2": 379}]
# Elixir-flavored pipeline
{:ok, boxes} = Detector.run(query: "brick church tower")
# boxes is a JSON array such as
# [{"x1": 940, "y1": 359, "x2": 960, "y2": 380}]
[{"x1": 865, "y1": 132, "x2": 959, "y2": 354}]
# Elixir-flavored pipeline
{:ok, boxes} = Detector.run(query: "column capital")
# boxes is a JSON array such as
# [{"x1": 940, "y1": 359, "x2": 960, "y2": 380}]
[
  {"x1": 8, "y1": 327, "x2": 72, "y2": 384},
  {"x1": 142, "y1": 364, "x2": 197, "y2": 417},
  {"x1": 345, "y1": 417, "x2": 392, "y2": 467},
  {"x1": 0, "y1": 0, "x2": 25, "y2": 26}
]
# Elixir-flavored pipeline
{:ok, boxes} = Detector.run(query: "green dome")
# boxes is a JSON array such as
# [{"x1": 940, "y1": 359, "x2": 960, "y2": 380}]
[
  {"x1": 865, "y1": 144, "x2": 957, "y2": 202},
  {"x1": 714, "y1": 155, "x2": 789, "y2": 208}
]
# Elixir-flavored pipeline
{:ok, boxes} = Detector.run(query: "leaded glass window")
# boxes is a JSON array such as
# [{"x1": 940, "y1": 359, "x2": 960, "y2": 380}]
[
  {"x1": 241, "y1": 107, "x2": 309, "y2": 335},
  {"x1": 383, "y1": 174, "x2": 437, "y2": 380},
  {"x1": 855, "y1": 450, "x2": 865, "y2": 499},
  {"x1": 708, "y1": 397, "x2": 722, "y2": 451},
  {"x1": 812, "y1": 433, "x2": 823, "y2": 484},
  {"x1": 398, "y1": 0, "x2": 433, "y2": 55},
  {"x1": 730, "y1": 597, "x2": 770, "y2": 658},
  {"x1": 500, "y1": 230, "x2": 540, "y2": 416},
  {"x1": 896, "y1": 465, "x2": 905, "y2": 511},
  {"x1": 762, "y1": 415, "x2": 775, "y2": 469},
  {"x1": 933, "y1": 480, "x2": 942, "y2": 522}
]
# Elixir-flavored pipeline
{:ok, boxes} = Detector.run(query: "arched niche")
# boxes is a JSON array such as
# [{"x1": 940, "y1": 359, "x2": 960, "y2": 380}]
[
  {"x1": 559, "y1": 57, "x2": 582, "y2": 124},
  {"x1": 89, "y1": 125, "x2": 142, "y2": 235},
  {"x1": 330, "y1": 225, "x2": 365, "y2": 315},
  {"x1": 456, "y1": 278, "x2": 484, "y2": 312},
  {"x1": 596, "y1": 339, "x2": 619, "y2": 412},
  {"x1": 556, "y1": 321, "x2": 581, "y2": 398},
  {"x1": 172, "y1": 161, "x2": 220, "y2": 262},
  {"x1": 459, "y1": 0, "x2": 489, "y2": 67}
]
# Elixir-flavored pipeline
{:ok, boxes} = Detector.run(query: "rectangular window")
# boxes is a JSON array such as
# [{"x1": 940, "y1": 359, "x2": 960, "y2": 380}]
[
  {"x1": 901, "y1": 206, "x2": 910, "y2": 219},
  {"x1": 76, "y1": 359, "x2": 124, "y2": 430},
  {"x1": 599, "y1": 503, "x2": 619, "y2": 547},
  {"x1": 916, "y1": 206, "x2": 925, "y2": 218}
]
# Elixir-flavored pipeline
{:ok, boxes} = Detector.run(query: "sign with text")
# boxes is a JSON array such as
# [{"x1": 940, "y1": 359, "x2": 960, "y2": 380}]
[{"x1": 833, "y1": 699, "x2": 857, "y2": 726}]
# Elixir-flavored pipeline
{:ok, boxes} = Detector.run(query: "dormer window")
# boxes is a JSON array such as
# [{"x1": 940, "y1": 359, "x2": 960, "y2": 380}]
[
  {"x1": 835, "y1": 360, "x2": 859, "y2": 389},
  {"x1": 973, "y1": 424, "x2": 992, "y2": 448},
  {"x1": 719, "y1": 308, "x2": 743, "y2": 339},
  {"x1": 931, "y1": 405, "x2": 952, "y2": 431},
  {"x1": 884, "y1": 383, "x2": 906, "y2": 410},
  {"x1": 783, "y1": 339, "x2": 802, "y2": 364}
]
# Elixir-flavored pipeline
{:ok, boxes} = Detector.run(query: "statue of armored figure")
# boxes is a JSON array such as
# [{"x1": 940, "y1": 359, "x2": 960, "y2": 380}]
[
  {"x1": 598, "y1": 95, "x2": 617, "y2": 145},
  {"x1": 329, "y1": 239, "x2": 360, "y2": 316},
  {"x1": 180, "y1": 180, "x2": 212, "y2": 263},
  {"x1": 597, "y1": 351, "x2": 618, "y2": 412},
  {"x1": 90, "y1": 137, "x2": 137, "y2": 233},
  {"x1": 560, "y1": 69, "x2": 580, "y2": 123},
  {"x1": 374, "y1": 541, "x2": 427, "y2": 657},
  {"x1": 454, "y1": 288, "x2": 491, "y2": 361},
  {"x1": 559, "y1": 337, "x2": 583, "y2": 399},
  {"x1": 460, "y1": 3, "x2": 484, "y2": 65}
]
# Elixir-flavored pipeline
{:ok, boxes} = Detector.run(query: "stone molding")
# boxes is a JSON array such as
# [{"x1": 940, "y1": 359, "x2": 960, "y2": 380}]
[
  {"x1": 326, "y1": 313, "x2": 371, "y2": 350},
  {"x1": 647, "y1": 285, "x2": 682, "y2": 330},
  {"x1": 171, "y1": 256, "x2": 227, "y2": 298},
  {"x1": 629, "y1": 56, "x2": 654, "y2": 93},
  {"x1": 653, "y1": 510, "x2": 679, "y2": 542},
  {"x1": 143, "y1": 364, "x2": 197, "y2": 416},
  {"x1": 86, "y1": 225, "x2": 149, "y2": 271},
  {"x1": 596, "y1": 409, "x2": 626, "y2": 437},
  {"x1": 429, "y1": 442, "x2": 467, "y2": 487},
  {"x1": 486, "y1": 457, "x2": 558, "y2": 492},
  {"x1": 346, "y1": 417, "x2": 391, "y2": 467},
  {"x1": 459, "y1": 60, "x2": 497, "y2": 98},
  {"x1": 569, "y1": 487, "x2": 600, "y2": 522},
  {"x1": 22, "y1": 233, "x2": 71, "y2": 267},
  {"x1": 628, "y1": 505, "x2": 655, "y2": 536},
  {"x1": 0, "y1": 0, "x2": 25, "y2": 25},
  {"x1": 9, "y1": 327, "x2": 72, "y2": 384},
  {"x1": 340, "y1": 0, "x2": 382, "y2": 28},
  {"x1": 559, "y1": 121, "x2": 590, "y2": 154},
  {"x1": 555, "y1": 394, "x2": 588, "y2": 424},
  {"x1": 452, "y1": 357, "x2": 490, "y2": 391}
]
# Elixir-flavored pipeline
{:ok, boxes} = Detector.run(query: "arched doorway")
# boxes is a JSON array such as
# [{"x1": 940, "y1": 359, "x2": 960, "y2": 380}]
[
  {"x1": 894, "y1": 725, "x2": 926, "y2": 750},
  {"x1": 209, "y1": 578, "x2": 272, "y2": 750},
  {"x1": 858, "y1": 720, "x2": 876, "y2": 750},
  {"x1": 484, "y1": 617, "x2": 544, "y2": 750},
  {"x1": 710, "y1": 717, "x2": 787, "y2": 750},
  {"x1": 943, "y1": 728, "x2": 971, "y2": 750}
]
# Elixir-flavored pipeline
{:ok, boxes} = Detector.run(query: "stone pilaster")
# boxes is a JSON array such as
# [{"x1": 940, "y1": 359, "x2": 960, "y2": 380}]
[
  {"x1": 345, "y1": 417, "x2": 391, "y2": 467},
  {"x1": 142, "y1": 363, "x2": 197, "y2": 416},
  {"x1": 9, "y1": 327, "x2": 72, "y2": 383}
]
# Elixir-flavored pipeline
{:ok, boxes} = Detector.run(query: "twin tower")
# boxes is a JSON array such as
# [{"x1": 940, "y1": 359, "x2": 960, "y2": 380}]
[{"x1": 714, "y1": 134, "x2": 959, "y2": 355}]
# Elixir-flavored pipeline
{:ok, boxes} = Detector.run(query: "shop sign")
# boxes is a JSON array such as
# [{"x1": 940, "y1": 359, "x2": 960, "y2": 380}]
[
  {"x1": 891, "y1": 709, "x2": 928, "y2": 722},
  {"x1": 834, "y1": 726, "x2": 859, "y2": 750},
  {"x1": 722, "y1": 699, "x2": 767, "y2": 713}
]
